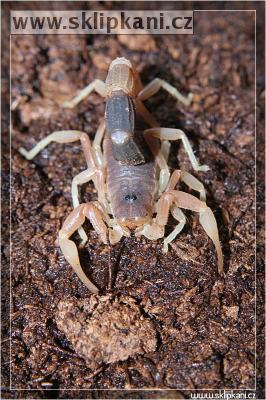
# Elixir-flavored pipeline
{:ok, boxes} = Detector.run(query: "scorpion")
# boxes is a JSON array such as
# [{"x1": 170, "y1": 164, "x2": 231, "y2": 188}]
[{"x1": 19, "y1": 57, "x2": 223, "y2": 294}]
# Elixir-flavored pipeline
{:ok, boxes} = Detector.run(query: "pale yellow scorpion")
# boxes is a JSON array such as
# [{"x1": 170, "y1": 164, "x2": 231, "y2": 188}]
[{"x1": 19, "y1": 57, "x2": 223, "y2": 293}]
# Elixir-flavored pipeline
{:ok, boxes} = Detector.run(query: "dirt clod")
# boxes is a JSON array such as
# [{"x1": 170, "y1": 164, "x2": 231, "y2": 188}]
[{"x1": 56, "y1": 295, "x2": 157, "y2": 369}]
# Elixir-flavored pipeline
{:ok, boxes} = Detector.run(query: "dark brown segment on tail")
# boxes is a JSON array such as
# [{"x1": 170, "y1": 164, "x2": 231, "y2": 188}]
[{"x1": 105, "y1": 90, "x2": 145, "y2": 165}]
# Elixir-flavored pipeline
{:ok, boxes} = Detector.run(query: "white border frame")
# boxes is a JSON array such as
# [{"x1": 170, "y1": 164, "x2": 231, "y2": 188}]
[{"x1": 8, "y1": 5, "x2": 257, "y2": 394}]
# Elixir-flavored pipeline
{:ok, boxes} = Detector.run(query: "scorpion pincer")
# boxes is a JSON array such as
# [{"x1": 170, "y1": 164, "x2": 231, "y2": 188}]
[{"x1": 19, "y1": 57, "x2": 223, "y2": 293}]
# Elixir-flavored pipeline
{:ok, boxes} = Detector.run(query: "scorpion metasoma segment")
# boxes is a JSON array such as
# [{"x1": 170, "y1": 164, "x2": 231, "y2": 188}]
[{"x1": 19, "y1": 57, "x2": 223, "y2": 293}]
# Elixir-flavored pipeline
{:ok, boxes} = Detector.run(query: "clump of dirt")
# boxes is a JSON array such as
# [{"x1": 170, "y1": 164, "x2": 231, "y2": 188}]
[{"x1": 56, "y1": 295, "x2": 157, "y2": 369}]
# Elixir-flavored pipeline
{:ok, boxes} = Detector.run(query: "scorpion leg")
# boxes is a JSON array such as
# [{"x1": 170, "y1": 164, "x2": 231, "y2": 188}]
[
  {"x1": 19, "y1": 130, "x2": 108, "y2": 243},
  {"x1": 159, "y1": 190, "x2": 223, "y2": 274},
  {"x1": 58, "y1": 203, "x2": 109, "y2": 293},
  {"x1": 164, "y1": 207, "x2": 186, "y2": 253},
  {"x1": 72, "y1": 167, "x2": 107, "y2": 210},
  {"x1": 92, "y1": 120, "x2": 106, "y2": 167},
  {"x1": 138, "y1": 77, "x2": 193, "y2": 106},
  {"x1": 144, "y1": 132, "x2": 170, "y2": 193},
  {"x1": 135, "y1": 100, "x2": 173, "y2": 191},
  {"x1": 63, "y1": 79, "x2": 106, "y2": 108},
  {"x1": 167, "y1": 169, "x2": 206, "y2": 202},
  {"x1": 161, "y1": 140, "x2": 171, "y2": 163},
  {"x1": 135, "y1": 99, "x2": 159, "y2": 128},
  {"x1": 141, "y1": 190, "x2": 223, "y2": 274},
  {"x1": 144, "y1": 127, "x2": 209, "y2": 173},
  {"x1": 19, "y1": 130, "x2": 96, "y2": 169},
  {"x1": 71, "y1": 168, "x2": 99, "y2": 245}
]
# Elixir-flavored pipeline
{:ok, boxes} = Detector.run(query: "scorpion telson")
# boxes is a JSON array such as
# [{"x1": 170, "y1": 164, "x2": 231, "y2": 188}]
[{"x1": 19, "y1": 57, "x2": 223, "y2": 293}]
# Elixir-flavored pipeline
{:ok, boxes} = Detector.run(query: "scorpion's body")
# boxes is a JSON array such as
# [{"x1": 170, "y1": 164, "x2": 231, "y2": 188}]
[
  {"x1": 104, "y1": 130, "x2": 156, "y2": 228},
  {"x1": 19, "y1": 57, "x2": 223, "y2": 294}
]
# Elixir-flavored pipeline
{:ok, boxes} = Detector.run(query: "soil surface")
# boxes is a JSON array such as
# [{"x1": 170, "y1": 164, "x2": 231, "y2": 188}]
[{"x1": 2, "y1": 1, "x2": 265, "y2": 399}]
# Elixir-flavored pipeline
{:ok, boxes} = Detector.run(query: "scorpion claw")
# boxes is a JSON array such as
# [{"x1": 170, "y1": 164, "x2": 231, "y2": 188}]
[
  {"x1": 109, "y1": 228, "x2": 121, "y2": 245},
  {"x1": 139, "y1": 223, "x2": 164, "y2": 241},
  {"x1": 59, "y1": 236, "x2": 99, "y2": 294}
]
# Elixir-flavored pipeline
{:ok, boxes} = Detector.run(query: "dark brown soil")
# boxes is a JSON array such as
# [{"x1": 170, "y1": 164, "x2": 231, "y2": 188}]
[{"x1": 2, "y1": 1, "x2": 265, "y2": 399}]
